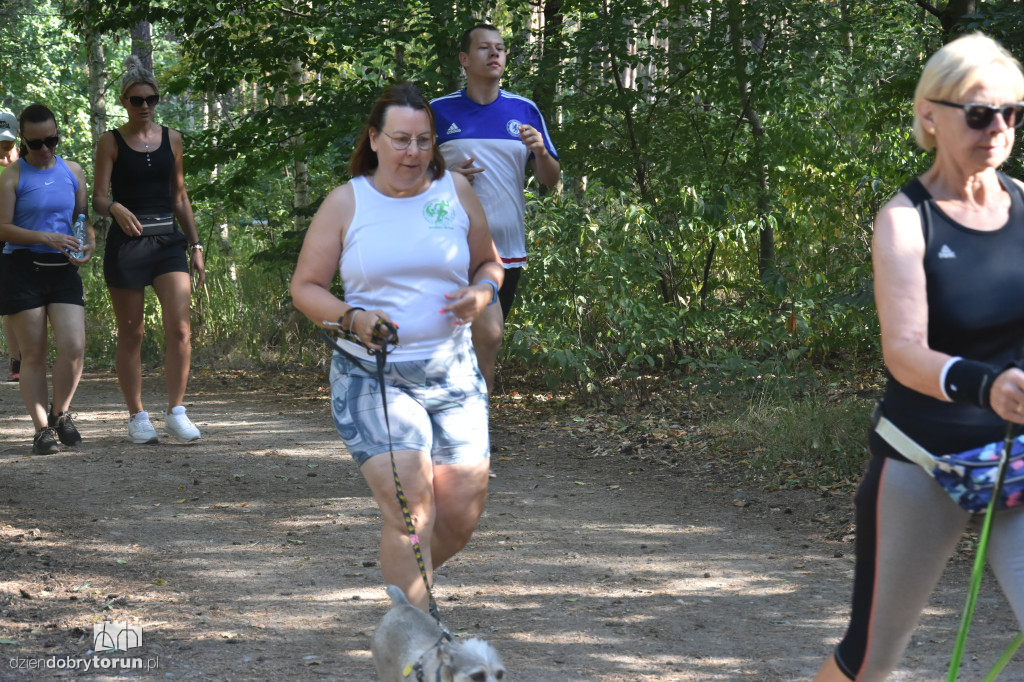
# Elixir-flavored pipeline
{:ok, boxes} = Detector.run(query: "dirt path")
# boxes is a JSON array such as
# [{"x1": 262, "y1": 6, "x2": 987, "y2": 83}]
[{"x1": 0, "y1": 370, "x2": 1020, "y2": 681}]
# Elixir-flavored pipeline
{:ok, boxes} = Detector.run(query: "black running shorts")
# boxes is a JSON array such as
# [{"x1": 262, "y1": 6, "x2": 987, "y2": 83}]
[
  {"x1": 103, "y1": 228, "x2": 188, "y2": 289},
  {"x1": 0, "y1": 250, "x2": 84, "y2": 315}
]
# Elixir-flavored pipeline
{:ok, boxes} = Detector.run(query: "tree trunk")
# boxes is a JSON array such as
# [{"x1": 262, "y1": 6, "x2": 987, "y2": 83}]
[
  {"x1": 130, "y1": 20, "x2": 153, "y2": 69},
  {"x1": 206, "y1": 94, "x2": 237, "y2": 283},
  {"x1": 287, "y1": 58, "x2": 310, "y2": 233},
  {"x1": 532, "y1": 0, "x2": 563, "y2": 118},
  {"x1": 85, "y1": 17, "x2": 108, "y2": 252},
  {"x1": 533, "y1": 0, "x2": 563, "y2": 196},
  {"x1": 430, "y1": 0, "x2": 460, "y2": 93},
  {"x1": 915, "y1": 0, "x2": 976, "y2": 36},
  {"x1": 727, "y1": 0, "x2": 773, "y2": 279},
  {"x1": 839, "y1": 1, "x2": 853, "y2": 57}
]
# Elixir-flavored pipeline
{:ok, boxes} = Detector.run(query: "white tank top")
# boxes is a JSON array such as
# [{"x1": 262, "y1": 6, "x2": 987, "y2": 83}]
[{"x1": 338, "y1": 171, "x2": 472, "y2": 361}]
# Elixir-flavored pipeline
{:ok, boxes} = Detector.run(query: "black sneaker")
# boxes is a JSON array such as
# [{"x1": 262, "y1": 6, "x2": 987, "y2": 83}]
[
  {"x1": 49, "y1": 409, "x2": 82, "y2": 446},
  {"x1": 32, "y1": 427, "x2": 60, "y2": 455}
]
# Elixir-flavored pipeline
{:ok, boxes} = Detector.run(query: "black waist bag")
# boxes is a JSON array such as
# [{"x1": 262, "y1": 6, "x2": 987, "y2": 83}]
[{"x1": 137, "y1": 214, "x2": 177, "y2": 236}]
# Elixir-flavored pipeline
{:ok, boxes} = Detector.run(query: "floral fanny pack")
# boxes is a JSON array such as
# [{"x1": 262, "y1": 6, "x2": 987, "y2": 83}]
[{"x1": 872, "y1": 402, "x2": 1024, "y2": 513}]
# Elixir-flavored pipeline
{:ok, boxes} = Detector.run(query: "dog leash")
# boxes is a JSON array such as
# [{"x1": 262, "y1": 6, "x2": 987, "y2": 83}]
[
  {"x1": 322, "y1": 316, "x2": 447, "y2": 624},
  {"x1": 409, "y1": 633, "x2": 451, "y2": 682}
]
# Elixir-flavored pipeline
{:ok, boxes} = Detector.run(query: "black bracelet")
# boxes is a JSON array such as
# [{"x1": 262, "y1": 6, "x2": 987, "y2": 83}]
[
  {"x1": 341, "y1": 307, "x2": 365, "y2": 334},
  {"x1": 944, "y1": 358, "x2": 997, "y2": 409}
]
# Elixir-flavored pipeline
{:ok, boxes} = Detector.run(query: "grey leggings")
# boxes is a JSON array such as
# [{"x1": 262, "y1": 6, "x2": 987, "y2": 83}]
[{"x1": 833, "y1": 456, "x2": 1024, "y2": 680}]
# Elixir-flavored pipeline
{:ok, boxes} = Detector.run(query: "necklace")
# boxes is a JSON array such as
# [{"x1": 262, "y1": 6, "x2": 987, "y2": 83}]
[{"x1": 132, "y1": 126, "x2": 153, "y2": 167}]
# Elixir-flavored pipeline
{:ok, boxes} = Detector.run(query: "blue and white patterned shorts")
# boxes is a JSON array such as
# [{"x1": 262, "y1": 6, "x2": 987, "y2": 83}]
[{"x1": 329, "y1": 345, "x2": 490, "y2": 467}]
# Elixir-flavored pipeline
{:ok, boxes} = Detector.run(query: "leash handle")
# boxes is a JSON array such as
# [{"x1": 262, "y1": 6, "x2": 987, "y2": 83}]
[{"x1": 322, "y1": 317, "x2": 399, "y2": 355}]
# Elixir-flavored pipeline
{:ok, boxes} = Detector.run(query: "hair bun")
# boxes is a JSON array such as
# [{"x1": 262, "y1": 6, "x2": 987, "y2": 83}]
[{"x1": 121, "y1": 54, "x2": 159, "y2": 97}]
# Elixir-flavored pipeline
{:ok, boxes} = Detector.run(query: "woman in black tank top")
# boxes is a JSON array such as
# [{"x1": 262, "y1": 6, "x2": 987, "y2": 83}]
[
  {"x1": 91, "y1": 56, "x2": 206, "y2": 445},
  {"x1": 815, "y1": 34, "x2": 1024, "y2": 681}
]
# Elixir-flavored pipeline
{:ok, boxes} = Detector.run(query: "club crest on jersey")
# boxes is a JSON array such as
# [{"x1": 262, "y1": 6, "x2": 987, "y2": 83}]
[
  {"x1": 423, "y1": 198, "x2": 455, "y2": 230},
  {"x1": 506, "y1": 119, "x2": 522, "y2": 137}
]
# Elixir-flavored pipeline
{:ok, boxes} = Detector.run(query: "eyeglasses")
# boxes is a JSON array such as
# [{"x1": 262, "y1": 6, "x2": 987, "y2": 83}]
[
  {"x1": 24, "y1": 135, "x2": 59, "y2": 150},
  {"x1": 127, "y1": 94, "x2": 160, "y2": 108},
  {"x1": 380, "y1": 131, "x2": 434, "y2": 152},
  {"x1": 928, "y1": 99, "x2": 1024, "y2": 130}
]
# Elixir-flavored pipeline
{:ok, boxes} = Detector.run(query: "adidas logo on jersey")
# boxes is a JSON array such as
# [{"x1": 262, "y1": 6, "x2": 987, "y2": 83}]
[
  {"x1": 446, "y1": 122, "x2": 462, "y2": 135},
  {"x1": 937, "y1": 244, "x2": 956, "y2": 259}
]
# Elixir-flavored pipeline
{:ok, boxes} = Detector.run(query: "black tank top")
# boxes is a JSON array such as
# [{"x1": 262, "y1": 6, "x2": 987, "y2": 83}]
[
  {"x1": 109, "y1": 126, "x2": 174, "y2": 216},
  {"x1": 877, "y1": 172, "x2": 1024, "y2": 458}
]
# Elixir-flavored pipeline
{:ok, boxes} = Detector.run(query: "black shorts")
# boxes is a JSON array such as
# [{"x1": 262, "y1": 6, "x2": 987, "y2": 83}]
[
  {"x1": 0, "y1": 251, "x2": 84, "y2": 315},
  {"x1": 103, "y1": 228, "x2": 189, "y2": 289},
  {"x1": 498, "y1": 266, "x2": 522, "y2": 320}
]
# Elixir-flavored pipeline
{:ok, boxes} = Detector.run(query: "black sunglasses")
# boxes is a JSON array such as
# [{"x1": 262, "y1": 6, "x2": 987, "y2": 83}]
[
  {"x1": 128, "y1": 94, "x2": 160, "y2": 108},
  {"x1": 24, "y1": 135, "x2": 60, "y2": 150},
  {"x1": 929, "y1": 99, "x2": 1024, "y2": 130}
]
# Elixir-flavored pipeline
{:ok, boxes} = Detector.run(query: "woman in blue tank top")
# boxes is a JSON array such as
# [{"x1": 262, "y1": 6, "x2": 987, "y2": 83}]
[
  {"x1": 292, "y1": 83, "x2": 504, "y2": 613},
  {"x1": 0, "y1": 103, "x2": 94, "y2": 455},
  {"x1": 816, "y1": 34, "x2": 1024, "y2": 681}
]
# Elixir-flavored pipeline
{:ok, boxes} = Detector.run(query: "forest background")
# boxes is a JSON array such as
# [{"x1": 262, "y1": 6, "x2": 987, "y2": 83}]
[{"x1": 0, "y1": 0, "x2": 1020, "y2": 487}]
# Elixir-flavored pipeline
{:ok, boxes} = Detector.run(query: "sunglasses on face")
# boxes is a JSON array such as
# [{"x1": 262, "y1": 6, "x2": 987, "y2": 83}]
[
  {"x1": 928, "y1": 99, "x2": 1024, "y2": 130},
  {"x1": 128, "y1": 94, "x2": 160, "y2": 108},
  {"x1": 24, "y1": 136, "x2": 60, "y2": 150}
]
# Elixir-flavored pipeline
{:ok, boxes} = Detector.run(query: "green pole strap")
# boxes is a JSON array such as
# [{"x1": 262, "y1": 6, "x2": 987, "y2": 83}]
[
  {"x1": 946, "y1": 501, "x2": 998, "y2": 682},
  {"x1": 982, "y1": 631, "x2": 1023, "y2": 682},
  {"x1": 947, "y1": 424, "x2": 1017, "y2": 681}
]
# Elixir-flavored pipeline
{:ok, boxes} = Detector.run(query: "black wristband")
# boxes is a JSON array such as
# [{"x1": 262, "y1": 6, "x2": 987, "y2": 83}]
[
  {"x1": 341, "y1": 307, "x2": 365, "y2": 334},
  {"x1": 944, "y1": 358, "x2": 997, "y2": 409}
]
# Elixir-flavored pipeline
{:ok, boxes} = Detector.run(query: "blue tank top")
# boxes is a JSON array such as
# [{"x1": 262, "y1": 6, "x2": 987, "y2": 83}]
[
  {"x1": 877, "y1": 171, "x2": 1024, "y2": 458},
  {"x1": 5, "y1": 156, "x2": 78, "y2": 255}
]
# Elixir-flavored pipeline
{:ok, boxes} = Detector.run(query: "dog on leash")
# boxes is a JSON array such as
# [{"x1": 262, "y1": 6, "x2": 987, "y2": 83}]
[{"x1": 371, "y1": 585, "x2": 507, "y2": 682}]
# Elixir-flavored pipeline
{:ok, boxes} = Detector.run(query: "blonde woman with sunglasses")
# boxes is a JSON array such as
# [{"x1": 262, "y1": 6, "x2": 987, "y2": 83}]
[
  {"x1": 815, "y1": 33, "x2": 1024, "y2": 682},
  {"x1": 92, "y1": 55, "x2": 205, "y2": 445}
]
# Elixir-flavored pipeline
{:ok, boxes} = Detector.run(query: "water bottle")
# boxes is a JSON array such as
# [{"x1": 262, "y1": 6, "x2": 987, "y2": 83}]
[{"x1": 70, "y1": 214, "x2": 86, "y2": 260}]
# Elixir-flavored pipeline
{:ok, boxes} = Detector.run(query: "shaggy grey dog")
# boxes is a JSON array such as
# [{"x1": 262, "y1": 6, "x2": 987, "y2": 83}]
[{"x1": 371, "y1": 585, "x2": 507, "y2": 682}]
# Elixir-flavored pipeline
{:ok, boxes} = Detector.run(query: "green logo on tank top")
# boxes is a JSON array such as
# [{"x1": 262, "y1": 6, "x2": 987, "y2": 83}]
[{"x1": 423, "y1": 198, "x2": 455, "y2": 230}]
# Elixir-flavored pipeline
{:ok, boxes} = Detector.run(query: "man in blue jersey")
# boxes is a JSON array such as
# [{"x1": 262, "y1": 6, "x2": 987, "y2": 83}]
[{"x1": 432, "y1": 23, "x2": 561, "y2": 394}]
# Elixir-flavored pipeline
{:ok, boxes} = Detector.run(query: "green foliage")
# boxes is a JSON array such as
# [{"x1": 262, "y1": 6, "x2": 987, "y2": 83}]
[
  {"x1": 501, "y1": 0, "x2": 944, "y2": 394},
  {"x1": 4, "y1": 0, "x2": 1024, "y2": 397},
  {"x1": 724, "y1": 388, "x2": 874, "y2": 488}
]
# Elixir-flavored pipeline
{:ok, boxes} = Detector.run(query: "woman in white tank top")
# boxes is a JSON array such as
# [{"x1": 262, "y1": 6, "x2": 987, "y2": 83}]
[{"x1": 292, "y1": 83, "x2": 503, "y2": 612}]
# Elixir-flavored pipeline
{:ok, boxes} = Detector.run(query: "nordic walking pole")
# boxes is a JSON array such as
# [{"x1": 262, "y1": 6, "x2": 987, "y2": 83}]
[
  {"x1": 946, "y1": 420, "x2": 1021, "y2": 681},
  {"x1": 982, "y1": 631, "x2": 1023, "y2": 682}
]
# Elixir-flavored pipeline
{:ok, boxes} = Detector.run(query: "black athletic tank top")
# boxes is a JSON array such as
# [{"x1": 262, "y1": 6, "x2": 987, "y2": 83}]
[
  {"x1": 109, "y1": 126, "x2": 174, "y2": 216},
  {"x1": 877, "y1": 172, "x2": 1024, "y2": 458}
]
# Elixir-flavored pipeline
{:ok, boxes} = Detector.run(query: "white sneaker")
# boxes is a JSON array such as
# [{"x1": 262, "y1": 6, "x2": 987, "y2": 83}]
[
  {"x1": 128, "y1": 411, "x2": 159, "y2": 444},
  {"x1": 165, "y1": 406, "x2": 201, "y2": 442}
]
